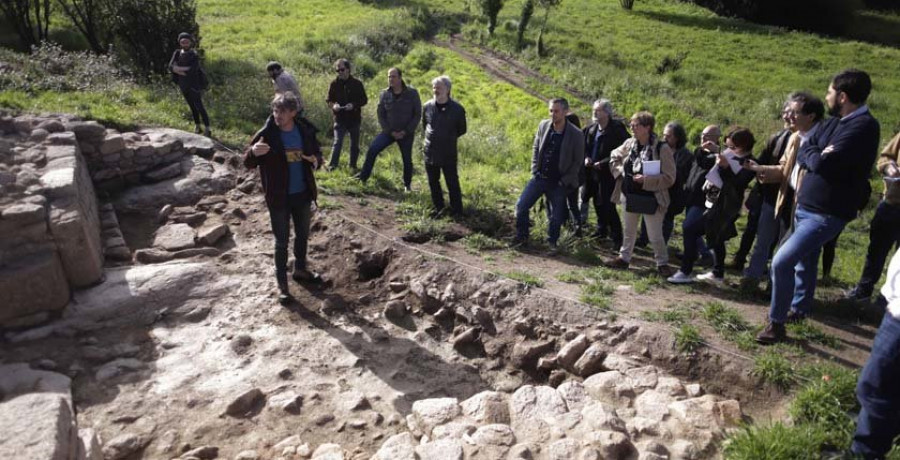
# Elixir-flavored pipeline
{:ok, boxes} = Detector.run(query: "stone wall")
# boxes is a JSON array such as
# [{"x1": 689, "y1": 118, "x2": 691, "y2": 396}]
[{"x1": 0, "y1": 112, "x2": 217, "y2": 327}]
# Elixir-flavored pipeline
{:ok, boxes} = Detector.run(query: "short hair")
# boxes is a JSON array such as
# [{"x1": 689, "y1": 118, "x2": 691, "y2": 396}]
[
  {"x1": 272, "y1": 91, "x2": 300, "y2": 113},
  {"x1": 431, "y1": 75, "x2": 452, "y2": 94},
  {"x1": 630, "y1": 111, "x2": 655, "y2": 131},
  {"x1": 727, "y1": 126, "x2": 756, "y2": 152},
  {"x1": 266, "y1": 61, "x2": 282, "y2": 72},
  {"x1": 593, "y1": 98, "x2": 615, "y2": 117},
  {"x1": 550, "y1": 98, "x2": 569, "y2": 111},
  {"x1": 664, "y1": 122, "x2": 688, "y2": 149},
  {"x1": 789, "y1": 91, "x2": 825, "y2": 123},
  {"x1": 334, "y1": 58, "x2": 351, "y2": 71},
  {"x1": 831, "y1": 69, "x2": 872, "y2": 105}
]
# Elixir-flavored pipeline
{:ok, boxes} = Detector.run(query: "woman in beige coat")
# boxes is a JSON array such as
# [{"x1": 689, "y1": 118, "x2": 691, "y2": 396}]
[{"x1": 605, "y1": 111, "x2": 676, "y2": 275}]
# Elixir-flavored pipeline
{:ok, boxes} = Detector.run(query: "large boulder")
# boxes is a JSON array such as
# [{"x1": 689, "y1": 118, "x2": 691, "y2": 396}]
[
  {"x1": 140, "y1": 128, "x2": 215, "y2": 157},
  {"x1": 0, "y1": 393, "x2": 77, "y2": 460},
  {"x1": 114, "y1": 156, "x2": 234, "y2": 211}
]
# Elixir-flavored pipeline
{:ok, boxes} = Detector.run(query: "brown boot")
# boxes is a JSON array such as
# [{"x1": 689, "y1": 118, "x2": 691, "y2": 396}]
[
  {"x1": 605, "y1": 257, "x2": 630, "y2": 270},
  {"x1": 755, "y1": 321, "x2": 786, "y2": 345}
]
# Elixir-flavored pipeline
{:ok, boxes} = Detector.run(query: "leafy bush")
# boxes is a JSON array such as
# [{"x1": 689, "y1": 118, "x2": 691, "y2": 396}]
[
  {"x1": 723, "y1": 422, "x2": 830, "y2": 460},
  {"x1": 0, "y1": 41, "x2": 130, "y2": 92},
  {"x1": 106, "y1": 0, "x2": 200, "y2": 77},
  {"x1": 684, "y1": 0, "x2": 863, "y2": 35}
]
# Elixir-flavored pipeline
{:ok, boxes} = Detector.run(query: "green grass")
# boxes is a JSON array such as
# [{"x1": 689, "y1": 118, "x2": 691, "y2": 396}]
[
  {"x1": 752, "y1": 350, "x2": 796, "y2": 390},
  {"x1": 580, "y1": 280, "x2": 614, "y2": 310},
  {"x1": 723, "y1": 422, "x2": 831, "y2": 460},
  {"x1": 463, "y1": 232, "x2": 505, "y2": 253},
  {"x1": 641, "y1": 302, "x2": 696, "y2": 325},
  {"x1": 675, "y1": 324, "x2": 703, "y2": 353},
  {"x1": 556, "y1": 270, "x2": 585, "y2": 284},
  {"x1": 787, "y1": 320, "x2": 843, "y2": 349},
  {"x1": 502, "y1": 270, "x2": 543, "y2": 288}
]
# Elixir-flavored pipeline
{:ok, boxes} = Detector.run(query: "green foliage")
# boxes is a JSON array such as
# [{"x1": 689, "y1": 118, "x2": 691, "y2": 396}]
[
  {"x1": 786, "y1": 320, "x2": 842, "y2": 349},
  {"x1": 619, "y1": 0, "x2": 635, "y2": 10},
  {"x1": 0, "y1": 41, "x2": 129, "y2": 92},
  {"x1": 790, "y1": 363, "x2": 860, "y2": 449},
  {"x1": 516, "y1": 0, "x2": 533, "y2": 49},
  {"x1": 107, "y1": 0, "x2": 200, "y2": 76},
  {"x1": 556, "y1": 269, "x2": 584, "y2": 283},
  {"x1": 463, "y1": 232, "x2": 505, "y2": 252},
  {"x1": 675, "y1": 324, "x2": 703, "y2": 352},
  {"x1": 752, "y1": 350, "x2": 795, "y2": 390},
  {"x1": 479, "y1": 0, "x2": 504, "y2": 35},
  {"x1": 580, "y1": 280, "x2": 614, "y2": 310},
  {"x1": 503, "y1": 269, "x2": 543, "y2": 287},
  {"x1": 701, "y1": 301, "x2": 752, "y2": 335},
  {"x1": 641, "y1": 302, "x2": 695, "y2": 325},
  {"x1": 723, "y1": 422, "x2": 830, "y2": 460},
  {"x1": 0, "y1": 0, "x2": 51, "y2": 49}
]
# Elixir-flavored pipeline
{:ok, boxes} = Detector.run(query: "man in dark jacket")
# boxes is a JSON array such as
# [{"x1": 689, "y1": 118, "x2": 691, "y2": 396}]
[
  {"x1": 358, "y1": 67, "x2": 421, "y2": 191},
  {"x1": 513, "y1": 98, "x2": 585, "y2": 251},
  {"x1": 758, "y1": 69, "x2": 881, "y2": 344},
  {"x1": 326, "y1": 58, "x2": 367, "y2": 170},
  {"x1": 422, "y1": 75, "x2": 467, "y2": 217},
  {"x1": 244, "y1": 92, "x2": 324, "y2": 304},
  {"x1": 580, "y1": 99, "x2": 628, "y2": 246}
]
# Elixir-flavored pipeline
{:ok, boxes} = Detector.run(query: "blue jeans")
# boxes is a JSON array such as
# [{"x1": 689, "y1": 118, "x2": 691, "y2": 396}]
[
  {"x1": 745, "y1": 202, "x2": 779, "y2": 279},
  {"x1": 516, "y1": 177, "x2": 567, "y2": 244},
  {"x1": 329, "y1": 119, "x2": 361, "y2": 169},
  {"x1": 768, "y1": 207, "x2": 846, "y2": 323},
  {"x1": 268, "y1": 192, "x2": 313, "y2": 287},
  {"x1": 852, "y1": 310, "x2": 900, "y2": 459},
  {"x1": 359, "y1": 132, "x2": 415, "y2": 187},
  {"x1": 679, "y1": 206, "x2": 713, "y2": 275}
]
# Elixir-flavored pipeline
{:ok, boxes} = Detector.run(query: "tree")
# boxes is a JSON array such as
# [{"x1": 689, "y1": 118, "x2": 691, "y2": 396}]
[
  {"x1": 55, "y1": 0, "x2": 109, "y2": 54},
  {"x1": 536, "y1": 0, "x2": 561, "y2": 56},
  {"x1": 0, "y1": 0, "x2": 52, "y2": 49},
  {"x1": 105, "y1": 0, "x2": 200, "y2": 77},
  {"x1": 516, "y1": 0, "x2": 533, "y2": 49},
  {"x1": 479, "y1": 0, "x2": 504, "y2": 36},
  {"x1": 619, "y1": 0, "x2": 635, "y2": 9}
]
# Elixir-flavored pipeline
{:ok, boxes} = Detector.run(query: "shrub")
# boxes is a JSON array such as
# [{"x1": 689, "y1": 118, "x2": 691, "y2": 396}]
[
  {"x1": 516, "y1": 0, "x2": 534, "y2": 49},
  {"x1": 479, "y1": 0, "x2": 504, "y2": 35},
  {"x1": 684, "y1": 0, "x2": 863, "y2": 35},
  {"x1": 0, "y1": 41, "x2": 129, "y2": 92},
  {"x1": 105, "y1": 0, "x2": 200, "y2": 77},
  {"x1": 620, "y1": 0, "x2": 635, "y2": 10}
]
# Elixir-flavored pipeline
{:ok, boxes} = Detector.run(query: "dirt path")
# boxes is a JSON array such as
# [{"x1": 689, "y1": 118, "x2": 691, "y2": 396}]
[{"x1": 433, "y1": 35, "x2": 594, "y2": 107}]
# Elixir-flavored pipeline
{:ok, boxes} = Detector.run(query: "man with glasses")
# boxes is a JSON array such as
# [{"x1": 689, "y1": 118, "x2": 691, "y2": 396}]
[
  {"x1": 326, "y1": 58, "x2": 368, "y2": 170},
  {"x1": 757, "y1": 70, "x2": 880, "y2": 344}
]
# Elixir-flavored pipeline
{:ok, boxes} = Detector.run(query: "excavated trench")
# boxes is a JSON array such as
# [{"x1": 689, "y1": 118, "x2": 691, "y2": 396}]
[{"x1": 0, "y1": 113, "x2": 784, "y2": 460}]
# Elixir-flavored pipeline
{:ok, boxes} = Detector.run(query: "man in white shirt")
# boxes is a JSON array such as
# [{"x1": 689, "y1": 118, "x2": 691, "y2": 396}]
[{"x1": 267, "y1": 61, "x2": 304, "y2": 110}]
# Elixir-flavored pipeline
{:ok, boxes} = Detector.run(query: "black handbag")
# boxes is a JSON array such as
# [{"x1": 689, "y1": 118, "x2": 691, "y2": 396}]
[{"x1": 625, "y1": 193, "x2": 658, "y2": 214}]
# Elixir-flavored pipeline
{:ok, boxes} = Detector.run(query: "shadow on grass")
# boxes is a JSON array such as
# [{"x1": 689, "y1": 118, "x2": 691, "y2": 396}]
[{"x1": 633, "y1": 9, "x2": 780, "y2": 37}]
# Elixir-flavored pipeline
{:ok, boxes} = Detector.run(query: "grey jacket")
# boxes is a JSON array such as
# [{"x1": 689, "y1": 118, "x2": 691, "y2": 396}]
[
  {"x1": 531, "y1": 119, "x2": 585, "y2": 189},
  {"x1": 377, "y1": 85, "x2": 421, "y2": 136},
  {"x1": 422, "y1": 98, "x2": 467, "y2": 166}
]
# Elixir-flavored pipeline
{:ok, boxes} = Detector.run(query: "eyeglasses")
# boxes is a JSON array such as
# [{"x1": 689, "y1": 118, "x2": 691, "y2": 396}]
[{"x1": 335, "y1": 68, "x2": 347, "y2": 73}]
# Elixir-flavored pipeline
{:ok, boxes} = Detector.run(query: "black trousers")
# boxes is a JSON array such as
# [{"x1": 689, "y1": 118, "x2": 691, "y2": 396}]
[
  {"x1": 268, "y1": 192, "x2": 312, "y2": 287},
  {"x1": 856, "y1": 201, "x2": 900, "y2": 294},
  {"x1": 180, "y1": 88, "x2": 210, "y2": 127},
  {"x1": 425, "y1": 163, "x2": 462, "y2": 215}
]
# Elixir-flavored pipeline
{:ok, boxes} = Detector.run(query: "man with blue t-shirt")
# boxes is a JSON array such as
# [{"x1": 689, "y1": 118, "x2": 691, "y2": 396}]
[{"x1": 244, "y1": 92, "x2": 324, "y2": 303}]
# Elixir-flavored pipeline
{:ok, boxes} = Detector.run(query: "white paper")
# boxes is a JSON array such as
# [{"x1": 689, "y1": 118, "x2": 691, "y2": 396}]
[
  {"x1": 704, "y1": 149, "x2": 743, "y2": 188},
  {"x1": 643, "y1": 160, "x2": 661, "y2": 176}
]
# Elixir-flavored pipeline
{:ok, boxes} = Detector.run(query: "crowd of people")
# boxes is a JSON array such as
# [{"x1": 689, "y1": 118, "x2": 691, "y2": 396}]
[{"x1": 168, "y1": 30, "x2": 900, "y2": 456}]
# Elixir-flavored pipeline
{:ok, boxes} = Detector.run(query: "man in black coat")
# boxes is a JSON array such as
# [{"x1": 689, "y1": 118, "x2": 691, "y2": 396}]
[
  {"x1": 326, "y1": 58, "x2": 367, "y2": 170},
  {"x1": 422, "y1": 75, "x2": 467, "y2": 217}
]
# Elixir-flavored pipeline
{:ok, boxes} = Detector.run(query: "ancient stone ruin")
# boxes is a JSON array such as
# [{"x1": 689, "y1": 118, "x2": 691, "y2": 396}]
[{"x1": 1, "y1": 111, "x2": 753, "y2": 460}]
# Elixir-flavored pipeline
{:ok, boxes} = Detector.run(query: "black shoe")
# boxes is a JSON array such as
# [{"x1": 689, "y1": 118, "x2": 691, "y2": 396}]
[
  {"x1": 510, "y1": 236, "x2": 528, "y2": 249},
  {"x1": 699, "y1": 253, "x2": 714, "y2": 267},
  {"x1": 547, "y1": 242, "x2": 560, "y2": 256},
  {"x1": 844, "y1": 286, "x2": 873, "y2": 302},
  {"x1": 278, "y1": 284, "x2": 292, "y2": 304},
  {"x1": 605, "y1": 257, "x2": 630, "y2": 270},
  {"x1": 292, "y1": 268, "x2": 321, "y2": 283},
  {"x1": 591, "y1": 228, "x2": 608, "y2": 239},
  {"x1": 756, "y1": 321, "x2": 786, "y2": 345}
]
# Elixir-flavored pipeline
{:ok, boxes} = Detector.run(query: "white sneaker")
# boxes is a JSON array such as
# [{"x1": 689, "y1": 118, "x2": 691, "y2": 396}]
[
  {"x1": 697, "y1": 271, "x2": 725, "y2": 286},
  {"x1": 667, "y1": 270, "x2": 695, "y2": 284}
]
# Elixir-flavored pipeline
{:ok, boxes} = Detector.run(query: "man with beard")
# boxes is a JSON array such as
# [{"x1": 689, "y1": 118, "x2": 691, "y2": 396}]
[
  {"x1": 757, "y1": 69, "x2": 880, "y2": 344},
  {"x1": 580, "y1": 99, "x2": 628, "y2": 246}
]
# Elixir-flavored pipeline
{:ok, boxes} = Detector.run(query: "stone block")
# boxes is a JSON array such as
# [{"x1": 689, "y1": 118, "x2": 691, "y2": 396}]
[
  {"x1": 153, "y1": 223, "x2": 196, "y2": 251},
  {"x1": 49, "y1": 196, "x2": 103, "y2": 288},
  {"x1": 0, "y1": 252, "x2": 70, "y2": 325},
  {"x1": 47, "y1": 131, "x2": 77, "y2": 146},
  {"x1": 99, "y1": 134, "x2": 126, "y2": 155},
  {"x1": 36, "y1": 119, "x2": 66, "y2": 133},
  {"x1": 0, "y1": 393, "x2": 76, "y2": 460},
  {"x1": 40, "y1": 168, "x2": 76, "y2": 200},
  {"x1": 67, "y1": 121, "x2": 106, "y2": 142},
  {"x1": 45, "y1": 145, "x2": 77, "y2": 163},
  {"x1": 143, "y1": 162, "x2": 182, "y2": 182}
]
